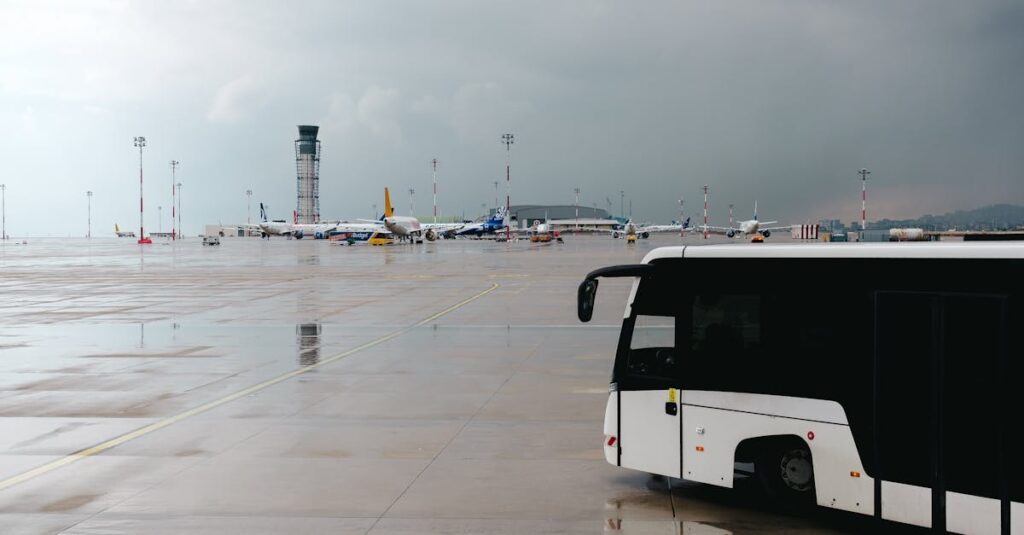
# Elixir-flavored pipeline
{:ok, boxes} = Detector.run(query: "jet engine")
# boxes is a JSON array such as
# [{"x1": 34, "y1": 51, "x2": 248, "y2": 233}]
[
  {"x1": 640, "y1": 232, "x2": 650, "y2": 239},
  {"x1": 314, "y1": 231, "x2": 325, "y2": 240},
  {"x1": 293, "y1": 230, "x2": 304, "y2": 239},
  {"x1": 612, "y1": 231, "x2": 621, "y2": 239},
  {"x1": 726, "y1": 230, "x2": 735, "y2": 238},
  {"x1": 424, "y1": 229, "x2": 438, "y2": 242},
  {"x1": 761, "y1": 230, "x2": 771, "y2": 238}
]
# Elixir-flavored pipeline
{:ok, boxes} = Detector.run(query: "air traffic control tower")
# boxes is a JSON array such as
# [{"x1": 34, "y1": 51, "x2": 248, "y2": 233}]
[{"x1": 295, "y1": 125, "x2": 321, "y2": 224}]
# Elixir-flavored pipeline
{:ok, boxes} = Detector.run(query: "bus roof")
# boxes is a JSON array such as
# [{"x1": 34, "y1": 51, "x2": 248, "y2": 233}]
[{"x1": 642, "y1": 242, "x2": 1024, "y2": 264}]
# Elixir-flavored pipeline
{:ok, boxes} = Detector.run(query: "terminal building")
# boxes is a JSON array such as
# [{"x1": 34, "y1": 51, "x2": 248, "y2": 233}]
[{"x1": 493, "y1": 205, "x2": 619, "y2": 229}]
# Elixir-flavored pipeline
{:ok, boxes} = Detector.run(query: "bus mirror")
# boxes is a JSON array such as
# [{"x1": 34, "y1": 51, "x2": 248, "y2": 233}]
[{"x1": 578, "y1": 279, "x2": 599, "y2": 322}]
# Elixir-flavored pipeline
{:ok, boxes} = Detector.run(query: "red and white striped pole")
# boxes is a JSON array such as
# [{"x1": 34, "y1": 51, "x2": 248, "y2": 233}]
[
  {"x1": 858, "y1": 168, "x2": 871, "y2": 230},
  {"x1": 703, "y1": 185, "x2": 709, "y2": 240},
  {"x1": 170, "y1": 160, "x2": 179, "y2": 240},
  {"x1": 502, "y1": 134, "x2": 514, "y2": 242},
  {"x1": 431, "y1": 158, "x2": 438, "y2": 224},
  {"x1": 134, "y1": 136, "x2": 150, "y2": 244}
]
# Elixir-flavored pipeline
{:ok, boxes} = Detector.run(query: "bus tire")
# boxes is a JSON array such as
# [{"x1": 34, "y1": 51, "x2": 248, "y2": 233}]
[{"x1": 756, "y1": 437, "x2": 815, "y2": 505}]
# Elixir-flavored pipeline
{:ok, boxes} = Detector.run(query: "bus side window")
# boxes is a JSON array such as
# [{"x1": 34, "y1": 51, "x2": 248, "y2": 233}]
[{"x1": 626, "y1": 315, "x2": 677, "y2": 379}]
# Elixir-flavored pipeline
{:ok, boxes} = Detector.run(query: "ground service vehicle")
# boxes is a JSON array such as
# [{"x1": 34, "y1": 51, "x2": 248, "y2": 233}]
[{"x1": 577, "y1": 243, "x2": 1022, "y2": 534}]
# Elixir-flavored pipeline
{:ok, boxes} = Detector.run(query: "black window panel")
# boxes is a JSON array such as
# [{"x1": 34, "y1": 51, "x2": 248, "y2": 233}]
[
  {"x1": 875, "y1": 292, "x2": 935, "y2": 487},
  {"x1": 942, "y1": 295, "x2": 1005, "y2": 499},
  {"x1": 1010, "y1": 295, "x2": 1024, "y2": 503}
]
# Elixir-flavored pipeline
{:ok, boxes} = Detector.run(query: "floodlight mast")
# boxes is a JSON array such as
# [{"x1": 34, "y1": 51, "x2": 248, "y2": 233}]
[
  {"x1": 858, "y1": 168, "x2": 871, "y2": 230},
  {"x1": 501, "y1": 133, "x2": 514, "y2": 242},
  {"x1": 170, "y1": 160, "x2": 179, "y2": 240},
  {"x1": 86, "y1": 191, "x2": 93, "y2": 238},
  {"x1": 431, "y1": 159, "x2": 438, "y2": 224},
  {"x1": 133, "y1": 136, "x2": 151, "y2": 244}
]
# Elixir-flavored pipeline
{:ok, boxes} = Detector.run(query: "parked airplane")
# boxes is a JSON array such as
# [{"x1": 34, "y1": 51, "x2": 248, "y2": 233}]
[
  {"x1": 360, "y1": 188, "x2": 463, "y2": 243},
  {"x1": 611, "y1": 217, "x2": 692, "y2": 239},
  {"x1": 699, "y1": 202, "x2": 790, "y2": 238},
  {"x1": 257, "y1": 204, "x2": 345, "y2": 239},
  {"x1": 114, "y1": 224, "x2": 136, "y2": 238},
  {"x1": 454, "y1": 207, "x2": 507, "y2": 237}
]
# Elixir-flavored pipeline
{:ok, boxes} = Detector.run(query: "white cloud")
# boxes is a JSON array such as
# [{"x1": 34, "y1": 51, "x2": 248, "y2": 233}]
[
  {"x1": 207, "y1": 76, "x2": 266, "y2": 124},
  {"x1": 355, "y1": 86, "x2": 403, "y2": 144}
]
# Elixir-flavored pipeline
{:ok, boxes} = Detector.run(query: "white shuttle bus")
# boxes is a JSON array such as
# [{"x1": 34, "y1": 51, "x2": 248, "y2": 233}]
[{"x1": 577, "y1": 243, "x2": 1022, "y2": 534}]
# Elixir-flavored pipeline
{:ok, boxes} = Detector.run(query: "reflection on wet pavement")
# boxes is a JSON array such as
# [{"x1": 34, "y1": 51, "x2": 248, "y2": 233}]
[
  {"x1": 297, "y1": 323, "x2": 321, "y2": 366},
  {"x1": 0, "y1": 237, "x2": 907, "y2": 533}
]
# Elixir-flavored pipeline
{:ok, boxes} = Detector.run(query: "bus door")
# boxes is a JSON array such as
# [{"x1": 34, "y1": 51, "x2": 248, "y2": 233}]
[
  {"x1": 618, "y1": 313, "x2": 681, "y2": 478},
  {"x1": 875, "y1": 292, "x2": 1009, "y2": 533}
]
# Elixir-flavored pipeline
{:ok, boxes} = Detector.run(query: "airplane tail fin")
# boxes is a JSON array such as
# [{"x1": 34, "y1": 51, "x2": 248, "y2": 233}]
[
  {"x1": 754, "y1": 200, "x2": 758, "y2": 221},
  {"x1": 683, "y1": 216, "x2": 691, "y2": 228},
  {"x1": 259, "y1": 203, "x2": 267, "y2": 223},
  {"x1": 293, "y1": 210, "x2": 298, "y2": 225},
  {"x1": 114, "y1": 223, "x2": 120, "y2": 233},
  {"x1": 383, "y1": 188, "x2": 394, "y2": 218}
]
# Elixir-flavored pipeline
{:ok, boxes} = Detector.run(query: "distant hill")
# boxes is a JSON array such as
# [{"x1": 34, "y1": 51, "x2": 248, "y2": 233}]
[{"x1": 873, "y1": 204, "x2": 1024, "y2": 231}]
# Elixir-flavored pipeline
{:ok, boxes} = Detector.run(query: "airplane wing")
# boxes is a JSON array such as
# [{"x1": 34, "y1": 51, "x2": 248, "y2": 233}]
[
  {"x1": 422, "y1": 222, "x2": 465, "y2": 232},
  {"x1": 689, "y1": 225, "x2": 741, "y2": 236},
  {"x1": 759, "y1": 224, "x2": 792, "y2": 232}
]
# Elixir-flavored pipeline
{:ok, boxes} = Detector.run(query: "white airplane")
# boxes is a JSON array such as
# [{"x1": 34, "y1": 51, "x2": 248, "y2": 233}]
[
  {"x1": 360, "y1": 188, "x2": 463, "y2": 243},
  {"x1": 257, "y1": 205, "x2": 343, "y2": 239},
  {"x1": 114, "y1": 224, "x2": 136, "y2": 238},
  {"x1": 700, "y1": 201, "x2": 791, "y2": 238},
  {"x1": 612, "y1": 217, "x2": 693, "y2": 239}
]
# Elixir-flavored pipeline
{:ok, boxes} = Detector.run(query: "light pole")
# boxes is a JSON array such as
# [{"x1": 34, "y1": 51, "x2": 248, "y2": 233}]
[
  {"x1": 133, "y1": 136, "x2": 151, "y2": 244},
  {"x1": 246, "y1": 189, "x2": 253, "y2": 227},
  {"x1": 574, "y1": 187, "x2": 580, "y2": 231},
  {"x1": 493, "y1": 180, "x2": 499, "y2": 209},
  {"x1": 729, "y1": 203, "x2": 734, "y2": 229},
  {"x1": 408, "y1": 188, "x2": 415, "y2": 217},
  {"x1": 703, "y1": 185, "x2": 709, "y2": 240},
  {"x1": 678, "y1": 198, "x2": 684, "y2": 237},
  {"x1": 372, "y1": 203, "x2": 377, "y2": 219},
  {"x1": 620, "y1": 190, "x2": 624, "y2": 220},
  {"x1": 502, "y1": 133, "x2": 514, "y2": 240},
  {"x1": 176, "y1": 182, "x2": 182, "y2": 239},
  {"x1": 1, "y1": 183, "x2": 7, "y2": 240},
  {"x1": 87, "y1": 191, "x2": 93, "y2": 238},
  {"x1": 858, "y1": 168, "x2": 871, "y2": 230},
  {"x1": 431, "y1": 159, "x2": 438, "y2": 224},
  {"x1": 170, "y1": 160, "x2": 179, "y2": 240}
]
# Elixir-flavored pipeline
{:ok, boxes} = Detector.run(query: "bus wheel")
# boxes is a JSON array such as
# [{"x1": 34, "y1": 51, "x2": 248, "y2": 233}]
[{"x1": 757, "y1": 439, "x2": 814, "y2": 503}]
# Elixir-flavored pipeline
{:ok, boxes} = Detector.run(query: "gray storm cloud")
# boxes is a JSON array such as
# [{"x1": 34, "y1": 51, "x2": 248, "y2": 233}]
[{"x1": 0, "y1": 0, "x2": 1021, "y2": 235}]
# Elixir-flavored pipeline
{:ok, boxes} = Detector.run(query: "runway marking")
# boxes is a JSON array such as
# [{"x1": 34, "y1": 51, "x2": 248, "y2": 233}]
[{"x1": 0, "y1": 283, "x2": 499, "y2": 493}]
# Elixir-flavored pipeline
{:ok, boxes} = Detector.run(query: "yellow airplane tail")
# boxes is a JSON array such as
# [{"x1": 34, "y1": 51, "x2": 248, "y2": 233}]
[
  {"x1": 115, "y1": 223, "x2": 120, "y2": 233},
  {"x1": 383, "y1": 187, "x2": 394, "y2": 218}
]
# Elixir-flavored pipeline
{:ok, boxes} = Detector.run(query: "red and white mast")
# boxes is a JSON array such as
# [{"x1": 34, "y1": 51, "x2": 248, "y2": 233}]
[
  {"x1": 702, "y1": 185, "x2": 709, "y2": 240},
  {"x1": 858, "y1": 168, "x2": 871, "y2": 230},
  {"x1": 431, "y1": 158, "x2": 438, "y2": 224},
  {"x1": 501, "y1": 134, "x2": 514, "y2": 241},
  {"x1": 134, "y1": 136, "x2": 151, "y2": 244},
  {"x1": 170, "y1": 160, "x2": 179, "y2": 240}
]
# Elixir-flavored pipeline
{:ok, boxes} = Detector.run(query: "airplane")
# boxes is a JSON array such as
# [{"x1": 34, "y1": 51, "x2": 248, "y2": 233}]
[
  {"x1": 698, "y1": 201, "x2": 790, "y2": 239},
  {"x1": 611, "y1": 217, "x2": 693, "y2": 240},
  {"x1": 525, "y1": 219, "x2": 562, "y2": 243},
  {"x1": 257, "y1": 204, "x2": 345, "y2": 239},
  {"x1": 359, "y1": 188, "x2": 463, "y2": 243},
  {"x1": 114, "y1": 224, "x2": 136, "y2": 238},
  {"x1": 453, "y1": 207, "x2": 507, "y2": 237}
]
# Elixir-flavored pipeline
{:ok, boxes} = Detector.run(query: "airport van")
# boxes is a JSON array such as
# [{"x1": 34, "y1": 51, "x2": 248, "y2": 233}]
[{"x1": 577, "y1": 242, "x2": 1023, "y2": 534}]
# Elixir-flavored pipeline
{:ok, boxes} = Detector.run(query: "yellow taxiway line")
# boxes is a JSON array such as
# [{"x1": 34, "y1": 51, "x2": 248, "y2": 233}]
[{"x1": 0, "y1": 283, "x2": 499, "y2": 492}]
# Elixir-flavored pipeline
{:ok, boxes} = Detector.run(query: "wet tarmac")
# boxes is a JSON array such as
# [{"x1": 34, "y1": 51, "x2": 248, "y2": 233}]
[{"x1": 0, "y1": 236, "x2": 918, "y2": 534}]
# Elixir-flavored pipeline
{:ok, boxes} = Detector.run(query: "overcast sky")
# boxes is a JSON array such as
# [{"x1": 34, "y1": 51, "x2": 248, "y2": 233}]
[{"x1": 1, "y1": 0, "x2": 1022, "y2": 236}]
